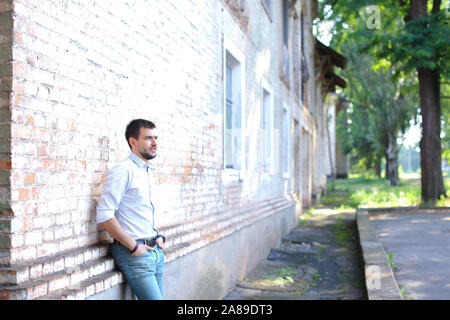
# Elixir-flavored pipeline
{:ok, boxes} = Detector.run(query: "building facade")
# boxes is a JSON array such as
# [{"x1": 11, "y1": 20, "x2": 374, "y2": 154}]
[{"x1": 0, "y1": 0, "x2": 344, "y2": 299}]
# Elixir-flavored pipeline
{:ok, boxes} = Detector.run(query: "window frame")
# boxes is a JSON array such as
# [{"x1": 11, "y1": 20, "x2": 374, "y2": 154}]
[
  {"x1": 282, "y1": 102, "x2": 291, "y2": 178},
  {"x1": 222, "y1": 36, "x2": 246, "y2": 182},
  {"x1": 261, "y1": 80, "x2": 274, "y2": 174}
]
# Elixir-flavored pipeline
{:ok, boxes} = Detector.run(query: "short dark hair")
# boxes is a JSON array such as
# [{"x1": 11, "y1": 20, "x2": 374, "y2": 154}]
[{"x1": 125, "y1": 119, "x2": 156, "y2": 150}]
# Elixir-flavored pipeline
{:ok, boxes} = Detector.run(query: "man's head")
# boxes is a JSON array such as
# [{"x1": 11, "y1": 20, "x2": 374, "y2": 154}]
[{"x1": 125, "y1": 119, "x2": 158, "y2": 161}]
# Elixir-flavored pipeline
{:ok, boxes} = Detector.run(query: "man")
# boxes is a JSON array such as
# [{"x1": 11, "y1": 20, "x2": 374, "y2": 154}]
[{"x1": 96, "y1": 119, "x2": 165, "y2": 300}]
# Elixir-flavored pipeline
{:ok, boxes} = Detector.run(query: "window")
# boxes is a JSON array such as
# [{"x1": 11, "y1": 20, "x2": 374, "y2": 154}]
[
  {"x1": 282, "y1": 103, "x2": 291, "y2": 177},
  {"x1": 282, "y1": 0, "x2": 290, "y2": 80},
  {"x1": 293, "y1": 13, "x2": 301, "y2": 99},
  {"x1": 223, "y1": 38, "x2": 245, "y2": 180},
  {"x1": 300, "y1": 12, "x2": 308, "y2": 105},
  {"x1": 261, "y1": 87, "x2": 273, "y2": 173}
]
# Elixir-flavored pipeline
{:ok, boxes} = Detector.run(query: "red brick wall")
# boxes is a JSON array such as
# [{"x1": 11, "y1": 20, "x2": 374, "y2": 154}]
[
  {"x1": 2, "y1": 0, "x2": 301, "y2": 268},
  {"x1": 5, "y1": 0, "x2": 282, "y2": 263},
  {"x1": 0, "y1": 0, "x2": 320, "y2": 299},
  {"x1": 0, "y1": 0, "x2": 13, "y2": 264}
]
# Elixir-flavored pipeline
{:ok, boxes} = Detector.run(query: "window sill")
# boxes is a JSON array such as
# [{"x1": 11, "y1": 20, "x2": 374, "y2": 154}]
[{"x1": 222, "y1": 168, "x2": 244, "y2": 183}]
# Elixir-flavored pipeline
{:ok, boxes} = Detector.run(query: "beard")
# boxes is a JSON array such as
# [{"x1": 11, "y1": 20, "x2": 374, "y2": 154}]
[{"x1": 140, "y1": 150, "x2": 157, "y2": 160}]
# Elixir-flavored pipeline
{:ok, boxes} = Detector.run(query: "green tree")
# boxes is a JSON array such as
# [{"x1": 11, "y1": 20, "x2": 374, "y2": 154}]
[
  {"x1": 316, "y1": 0, "x2": 449, "y2": 202},
  {"x1": 335, "y1": 46, "x2": 417, "y2": 185},
  {"x1": 336, "y1": 102, "x2": 384, "y2": 176}
]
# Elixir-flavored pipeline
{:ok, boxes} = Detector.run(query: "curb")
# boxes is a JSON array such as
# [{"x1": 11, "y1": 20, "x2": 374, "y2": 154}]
[{"x1": 356, "y1": 209, "x2": 403, "y2": 300}]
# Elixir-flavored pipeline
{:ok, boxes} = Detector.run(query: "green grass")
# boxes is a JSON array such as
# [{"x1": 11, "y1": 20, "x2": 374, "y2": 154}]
[
  {"x1": 400, "y1": 286, "x2": 408, "y2": 299},
  {"x1": 387, "y1": 252, "x2": 398, "y2": 270},
  {"x1": 327, "y1": 173, "x2": 450, "y2": 208},
  {"x1": 310, "y1": 273, "x2": 321, "y2": 287}
]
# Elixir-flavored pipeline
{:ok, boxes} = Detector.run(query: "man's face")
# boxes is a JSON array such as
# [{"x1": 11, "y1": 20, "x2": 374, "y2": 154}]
[{"x1": 130, "y1": 127, "x2": 158, "y2": 161}]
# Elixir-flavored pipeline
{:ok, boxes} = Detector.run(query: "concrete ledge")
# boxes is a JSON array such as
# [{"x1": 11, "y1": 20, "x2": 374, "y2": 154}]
[{"x1": 356, "y1": 209, "x2": 403, "y2": 300}]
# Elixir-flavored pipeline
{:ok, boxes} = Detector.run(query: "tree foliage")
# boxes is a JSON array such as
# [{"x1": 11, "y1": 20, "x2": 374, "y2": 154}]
[
  {"x1": 316, "y1": 1, "x2": 419, "y2": 184},
  {"x1": 317, "y1": 0, "x2": 449, "y2": 78},
  {"x1": 316, "y1": 0, "x2": 449, "y2": 197},
  {"x1": 335, "y1": 44, "x2": 417, "y2": 184},
  {"x1": 375, "y1": 5, "x2": 449, "y2": 76}
]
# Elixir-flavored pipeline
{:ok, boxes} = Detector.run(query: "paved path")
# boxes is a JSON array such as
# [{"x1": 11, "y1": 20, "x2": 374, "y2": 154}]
[
  {"x1": 224, "y1": 207, "x2": 366, "y2": 300},
  {"x1": 370, "y1": 210, "x2": 450, "y2": 300}
]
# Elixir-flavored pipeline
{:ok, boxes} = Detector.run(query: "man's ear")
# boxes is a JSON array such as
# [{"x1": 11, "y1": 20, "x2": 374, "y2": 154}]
[{"x1": 128, "y1": 137, "x2": 136, "y2": 150}]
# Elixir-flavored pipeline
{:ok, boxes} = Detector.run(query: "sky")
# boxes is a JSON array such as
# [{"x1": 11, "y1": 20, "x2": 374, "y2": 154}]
[{"x1": 401, "y1": 121, "x2": 421, "y2": 150}]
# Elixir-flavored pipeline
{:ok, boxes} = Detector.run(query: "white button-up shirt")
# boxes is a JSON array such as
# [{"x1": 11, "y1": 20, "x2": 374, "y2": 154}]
[{"x1": 96, "y1": 152, "x2": 158, "y2": 240}]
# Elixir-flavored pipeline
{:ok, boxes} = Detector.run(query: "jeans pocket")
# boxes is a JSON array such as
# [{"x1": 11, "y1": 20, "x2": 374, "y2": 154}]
[{"x1": 132, "y1": 251, "x2": 148, "y2": 258}]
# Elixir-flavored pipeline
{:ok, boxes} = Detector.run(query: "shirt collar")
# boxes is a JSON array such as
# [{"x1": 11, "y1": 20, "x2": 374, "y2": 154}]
[{"x1": 129, "y1": 152, "x2": 155, "y2": 171}]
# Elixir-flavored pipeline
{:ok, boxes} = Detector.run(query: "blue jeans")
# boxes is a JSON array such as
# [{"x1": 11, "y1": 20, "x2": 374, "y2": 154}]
[{"x1": 111, "y1": 242, "x2": 165, "y2": 300}]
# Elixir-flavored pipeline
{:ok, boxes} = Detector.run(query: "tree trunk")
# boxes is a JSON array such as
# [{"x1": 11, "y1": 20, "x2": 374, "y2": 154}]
[
  {"x1": 375, "y1": 158, "x2": 381, "y2": 178},
  {"x1": 326, "y1": 113, "x2": 335, "y2": 191},
  {"x1": 410, "y1": 0, "x2": 446, "y2": 203},
  {"x1": 386, "y1": 136, "x2": 400, "y2": 186},
  {"x1": 385, "y1": 152, "x2": 390, "y2": 180},
  {"x1": 418, "y1": 68, "x2": 445, "y2": 202}
]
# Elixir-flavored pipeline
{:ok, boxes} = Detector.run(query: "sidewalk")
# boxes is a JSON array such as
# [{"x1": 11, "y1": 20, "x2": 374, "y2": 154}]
[
  {"x1": 368, "y1": 208, "x2": 450, "y2": 300},
  {"x1": 224, "y1": 204, "x2": 367, "y2": 300},
  {"x1": 224, "y1": 192, "x2": 450, "y2": 300}
]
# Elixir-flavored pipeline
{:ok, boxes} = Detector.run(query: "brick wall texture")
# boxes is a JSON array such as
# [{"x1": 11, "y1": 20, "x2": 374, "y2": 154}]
[{"x1": 0, "y1": 0, "x2": 328, "y2": 299}]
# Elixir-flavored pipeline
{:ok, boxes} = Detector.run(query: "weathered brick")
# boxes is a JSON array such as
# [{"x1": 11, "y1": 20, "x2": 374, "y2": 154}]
[
  {"x1": 110, "y1": 273, "x2": 119, "y2": 287},
  {"x1": 85, "y1": 283, "x2": 95, "y2": 297},
  {"x1": 94, "y1": 280, "x2": 104, "y2": 294},
  {"x1": 29, "y1": 263, "x2": 42, "y2": 279},
  {"x1": 58, "y1": 237, "x2": 76, "y2": 252},
  {"x1": 36, "y1": 242, "x2": 57, "y2": 258},
  {"x1": 10, "y1": 233, "x2": 23, "y2": 247},
  {"x1": 75, "y1": 289, "x2": 86, "y2": 300},
  {"x1": 48, "y1": 275, "x2": 69, "y2": 293},
  {"x1": 23, "y1": 172, "x2": 35, "y2": 184},
  {"x1": 24, "y1": 230, "x2": 42, "y2": 246},
  {"x1": 42, "y1": 229, "x2": 53, "y2": 241},
  {"x1": 27, "y1": 282, "x2": 47, "y2": 299},
  {"x1": 32, "y1": 215, "x2": 51, "y2": 229},
  {"x1": 83, "y1": 248, "x2": 92, "y2": 263},
  {"x1": 64, "y1": 255, "x2": 74, "y2": 268},
  {"x1": 10, "y1": 216, "x2": 32, "y2": 233},
  {"x1": 10, "y1": 246, "x2": 36, "y2": 263},
  {"x1": 42, "y1": 261, "x2": 53, "y2": 275}
]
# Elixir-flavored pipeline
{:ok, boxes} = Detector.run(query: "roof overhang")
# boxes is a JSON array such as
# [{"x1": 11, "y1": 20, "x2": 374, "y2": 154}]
[{"x1": 314, "y1": 38, "x2": 347, "y2": 94}]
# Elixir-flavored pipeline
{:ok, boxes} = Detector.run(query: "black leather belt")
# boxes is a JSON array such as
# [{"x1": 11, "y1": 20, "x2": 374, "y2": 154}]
[
  {"x1": 136, "y1": 238, "x2": 157, "y2": 247},
  {"x1": 113, "y1": 238, "x2": 157, "y2": 247}
]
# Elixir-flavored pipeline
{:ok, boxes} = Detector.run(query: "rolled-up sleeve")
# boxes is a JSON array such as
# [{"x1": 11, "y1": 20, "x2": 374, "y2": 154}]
[{"x1": 96, "y1": 164, "x2": 129, "y2": 224}]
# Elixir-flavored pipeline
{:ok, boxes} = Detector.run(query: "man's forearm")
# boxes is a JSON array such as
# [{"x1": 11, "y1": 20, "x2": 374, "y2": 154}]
[{"x1": 100, "y1": 218, "x2": 136, "y2": 251}]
